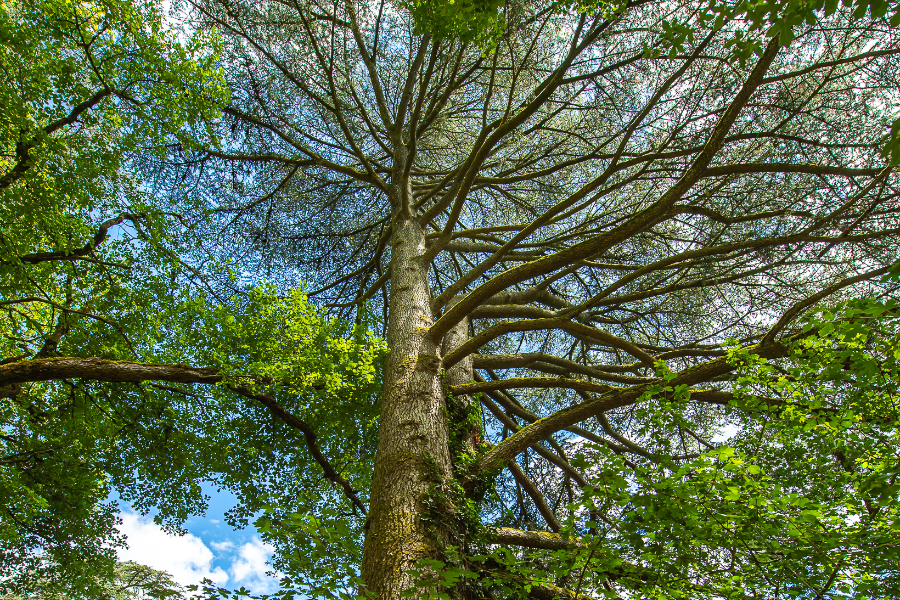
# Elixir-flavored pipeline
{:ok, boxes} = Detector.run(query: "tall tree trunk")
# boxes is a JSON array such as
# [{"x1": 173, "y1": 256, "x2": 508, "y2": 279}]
[{"x1": 361, "y1": 209, "x2": 454, "y2": 599}]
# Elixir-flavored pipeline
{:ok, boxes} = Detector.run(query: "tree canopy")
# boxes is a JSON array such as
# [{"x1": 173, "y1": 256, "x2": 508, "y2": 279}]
[
  {"x1": 0, "y1": 0, "x2": 383, "y2": 595},
  {"x1": 2, "y1": 560, "x2": 188, "y2": 600},
  {"x1": 2, "y1": 0, "x2": 900, "y2": 599}
]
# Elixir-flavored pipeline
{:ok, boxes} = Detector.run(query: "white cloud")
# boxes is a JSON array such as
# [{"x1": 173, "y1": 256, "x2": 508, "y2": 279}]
[
  {"x1": 229, "y1": 538, "x2": 279, "y2": 594},
  {"x1": 117, "y1": 511, "x2": 229, "y2": 588},
  {"x1": 210, "y1": 540, "x2": 235, "y2": 552},
  {"x1": 117, "y1": 512, "x2": 281, "y2": 595}
]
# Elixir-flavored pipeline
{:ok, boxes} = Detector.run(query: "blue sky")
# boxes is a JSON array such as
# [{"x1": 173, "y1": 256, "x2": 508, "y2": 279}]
[{"x1": 114, "y1": 485, "x2": 281, "y2": 595}]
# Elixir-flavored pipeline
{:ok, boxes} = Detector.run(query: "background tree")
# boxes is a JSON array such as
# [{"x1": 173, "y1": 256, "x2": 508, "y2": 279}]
[
  {"x1": 3, "y1": 0, "x2": 900, "y2": 599},
  {"x1": 0, "y1": 0, "x2": 381, "y2": 596},
  {"x1": 0, "y1": 0, "x2": 222, "y2": 593},
  {"x1": 1, "y1": 561, "x2": 187, "y2": 600},
  {"x1": 105, "y1": 561, "x2": 186, "y2": 600}
]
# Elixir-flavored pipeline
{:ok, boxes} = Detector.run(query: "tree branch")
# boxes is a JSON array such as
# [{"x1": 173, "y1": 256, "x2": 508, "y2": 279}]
[
  {"x1": 0, "y1": 357, "x2": 368, "y2": 514},
  {"x1": 485, "y1": 526, "x2": 584, "y2": 550},
  {"x1": 430, "y1": 36, "x2": 782, "y2": 341},
  {"x1": 505, "y1": 458, "x2": 561, "y2": 532},
  {"x1": 474, "y1": 337, "x2": 791, "y2": 473},
  {"x1": 443, "y1": 318, "x2": 656, "y2": 370},
  {"x1": 17, "y1": 213, "x2": 132, "y2": 265},
  {"x1": 0, "y1": 87, "x2": 112, "y2": 190},
  {"x1": 472, "y1": 353, "x2": 653, "y2": 384},
  {"x1": 702, "y1": 163, "x2": 882, "y2": 178},
  {"x1": 480, "y1": 393, "x2": 591, "y2": 486},
  {"x1": 452, "y1": 377, "x2": 613, "y2": 396},
  {"x1": 231, "y1": 385, "x2": 368, "y2": 515}
]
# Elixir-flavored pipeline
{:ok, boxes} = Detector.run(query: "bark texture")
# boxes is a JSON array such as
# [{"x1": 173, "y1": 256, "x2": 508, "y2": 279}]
[
  {"x1": 361, "y1": 212, "x2": 454, "y2": 599},
  {"x1": 442, "y1": 296, "x2": 480, "y2": 457},
  {"x1": 0, "y1": 357, "x2": 222, "y2": 385}
]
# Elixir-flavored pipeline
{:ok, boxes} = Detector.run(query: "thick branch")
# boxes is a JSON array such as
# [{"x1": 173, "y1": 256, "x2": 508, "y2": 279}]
[
  {"x1": 0, "y1": 357, "x2": 223, "y2": 386},
  {"x1": 452, "y1": 377, "x2": 613, "y2": 396},
  {"x1": 485, "y1": 527, "x2": 584, "y2": 550},
  {"x1": 232, "y1": 386, "x2": 368, "y2": 515},
  {"x1": 472, "y1": 353, "x2": 653, "y2": 384},
  {"x1": 526, "y1": 582, "x2": 594, "y2": 600},
  {"x1": 444, "y1": 318, "x2": 655, "y2": 370},
  {"x1": 0, "y1": 87, "x2": 112, "y2": 190},
  {"x1": 480, "y1": 393, "x2": 591, "y2": 486},
  {"x1": 703, "y1": 163, "x2": 882, "y2": 178},
  {"x1": 17, "y1": 214, "x2": 131, "y2": 265},
  {"x1": 477, "y1": 380, "x2": 637, "y2": 466}
]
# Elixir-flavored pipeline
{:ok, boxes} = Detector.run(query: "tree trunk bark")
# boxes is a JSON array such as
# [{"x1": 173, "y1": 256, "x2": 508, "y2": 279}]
[
  {"x1": 442, "y1": 297, "x2": 479, "y2": 458},
  {"x1": 361, "y1": 212, "x2": 454, "y2": 599}
]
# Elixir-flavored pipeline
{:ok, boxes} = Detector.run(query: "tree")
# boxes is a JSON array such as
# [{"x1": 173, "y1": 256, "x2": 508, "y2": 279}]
[
  {"x1": 3, "y1": 0, "x2": 900, "y2": 599},
  {"x1": 0, "y1": 0, "x2": 222, "y2": 592},
  {"x1": 105, "y1": 561, "x2": 186, "y2": 600},
  {"x1": 0, "y1": 0, "x2": 361, "y2": 596},
  {"x1": 0, "y1": 561, "x2": 185, "y2": 600},
  {"x1": 1, "y1": 561, "x2": 187, "y2": 600}
]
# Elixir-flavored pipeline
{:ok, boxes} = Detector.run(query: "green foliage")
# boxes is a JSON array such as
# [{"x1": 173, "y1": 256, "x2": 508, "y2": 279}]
[
  {"x1": 5, "y1": 0, "x2": 898, "y2": 597},
  {"x1": 403, "y1": 0, "x2": 627, "y2": 49},
  {"x1": 444, "y1": 391, "x2": 488, "y2": 470},
  {"x1": 402, "y1": 548, "x2": 478, "y2": 600},
  {"x1": 0, "y1": 0, "x2": 229, "y2": 594},
  {"x1": 164, "y1": 284, "x2": 386, "y2": 397},
  {"x1": 0, "y1": 1, "x2": 390, "y2": 596},
  {"x1": 421, "y1": 453, "x2": 483, "y2": 545},
  {"x1": 401, "y1": 0, "x2": 507, "y2": 48},
  {"x1": 0, "y1": 0, "x2": 226, "y2": 270},
  {"x1": 471, "y1": 297, "x2": 900, "y2": 599},
  {"x1": 723, "y1": 297, "x2": 900, "y2": 597},
  {"x1": 408, "y1": 389, "x2": 493, "y2": 600},
  {"x1": 0, "y1": 561, "x2": 186, "y2": 600},
  {"x1": 1, "y1": 276, "x2": 387, "y2": 596},
  {"x1": 247, "y1": 508, "x2": 369, "y2": 600},
  {"x1": 107, "y1": 561, "x2": 186, "y2": 600}
]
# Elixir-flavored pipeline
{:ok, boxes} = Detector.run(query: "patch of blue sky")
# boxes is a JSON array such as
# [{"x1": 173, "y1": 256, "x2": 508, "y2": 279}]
[{"x1": 110, "y1": 484, "x2": 281, "y2": 595}]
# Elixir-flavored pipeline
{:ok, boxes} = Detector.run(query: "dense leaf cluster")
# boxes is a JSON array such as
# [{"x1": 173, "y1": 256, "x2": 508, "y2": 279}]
[{"x1": 0, "y1": 0, "x2": 384, "y2": 596}]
